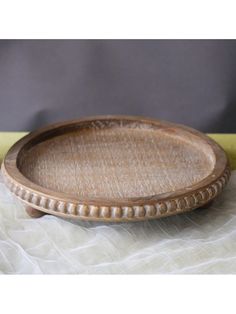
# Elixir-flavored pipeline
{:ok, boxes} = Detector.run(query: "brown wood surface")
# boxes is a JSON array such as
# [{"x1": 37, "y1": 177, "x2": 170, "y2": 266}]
[{"x1": 1, "y1": 115, "x2": 231, "y2": 222}]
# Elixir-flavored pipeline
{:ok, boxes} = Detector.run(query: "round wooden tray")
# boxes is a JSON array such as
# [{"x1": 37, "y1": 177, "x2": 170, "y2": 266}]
[{"x1": 1, "y1": 115, "x2": 231, "y2": 222}]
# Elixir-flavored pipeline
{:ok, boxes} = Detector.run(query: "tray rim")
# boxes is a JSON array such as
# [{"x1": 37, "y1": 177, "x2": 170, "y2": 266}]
[{"x1": 1, "y1": 115, "x2": 231, "y2": 221}]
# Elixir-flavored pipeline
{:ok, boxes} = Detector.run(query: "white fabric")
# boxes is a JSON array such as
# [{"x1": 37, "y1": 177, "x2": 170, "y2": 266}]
[{"x1": 0, "y1": 171, "x2": 236, "y2": 274}]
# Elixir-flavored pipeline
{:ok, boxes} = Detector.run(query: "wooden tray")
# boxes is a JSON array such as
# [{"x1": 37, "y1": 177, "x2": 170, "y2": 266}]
[{"x1": 1, "y1": 115, "x2": 231, "y2": 222}]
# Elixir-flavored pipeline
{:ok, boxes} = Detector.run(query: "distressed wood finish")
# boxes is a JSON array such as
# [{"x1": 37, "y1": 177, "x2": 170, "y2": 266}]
[{"x1": 1, "y1": 115, "x2": 231, "y2": 222}]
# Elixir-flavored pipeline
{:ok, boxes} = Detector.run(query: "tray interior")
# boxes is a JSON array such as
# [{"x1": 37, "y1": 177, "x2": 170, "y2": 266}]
[{"x1": 17, "y1": 122, "x2": 215, "y2": 200}]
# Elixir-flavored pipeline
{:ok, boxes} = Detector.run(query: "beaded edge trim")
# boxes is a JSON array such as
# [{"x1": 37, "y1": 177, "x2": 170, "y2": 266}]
[{"x1": 2, "y1": 165, "x2": 231, "y2": 221}]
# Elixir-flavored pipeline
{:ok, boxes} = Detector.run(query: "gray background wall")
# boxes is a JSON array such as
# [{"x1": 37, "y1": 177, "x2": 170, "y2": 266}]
[{"x1": 0, "y1": 40, "x2": 235, "y2": 132}]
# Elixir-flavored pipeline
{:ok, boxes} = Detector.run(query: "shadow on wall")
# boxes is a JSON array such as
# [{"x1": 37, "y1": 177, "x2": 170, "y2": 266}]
[
  {"x1": 209, "y1": 102, "x2": 236, "y2": 133},
  {"x1": 26, "y1": 110, "x2": 51, "y2": 131}
]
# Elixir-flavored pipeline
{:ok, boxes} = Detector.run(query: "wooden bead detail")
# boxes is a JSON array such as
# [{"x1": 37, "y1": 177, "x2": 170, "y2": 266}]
[
  {"x1": 156, "y1": 202, "x2": 167, "y2": 215},
  {"x1": 58, "y1": 201, "x2": 66, "y2": 213},
  {"x1": 12, "y1": 184, "x2": 17, "y2": 193},
  {"x1": 67, "y1": 203, "x2": 76, "y2": 215},
  {"x1": 144, "y1": 205, "x2": 156, "y2": 217},
  {"x1": 220, "y1": 176, "x2": 226, "y2": 186},
  {"x1": 2, "y1": 164, "x2": 231, "y2": 221},
  {"x1": 177, "y1": 198, "x2": 187, "y2": 210},
  {"x1": 24, "y1": 190, "x2": 31, "y2": 202},
  {"x1": 77, "y1": 204, "x2": 89, "y2": 217},
  {"x1": 89, "y1": 205, "x2": 99, "y2": 218},
  {"x1": 100, "y1": 206, "x2": 110, "y2": 218},
  {"x1": 216, "y1": 180, "x2": 223, "y2": 191},
  {"x1": 166, "y1": 200, "x2": 177, "y2": 212},
  {"x1": 112, "y1": 207, "x2": 122, "y2": 219},
  {"x1": 31, "y1": 194, "x2": 39, "y2": 206},
  {"x1": 134, "y1": 206, "x2": 146, "y2": 218},
  {"x1": 212, "y1": 184, "x2": 218, "y2": 197},
  {"x1": 39, "y1": 196, "x2": 47, "y2": 208},
  {"x1": 48, "y1": 199, "x2": 57, "y2": 210},
  {"x1": 16, "y1": 188, "x2": 24, "y2": 198},
  {"x1": 194, "y1": 192, "x2": 202, "y2": 205},
  {"x1": 122, "y1": 207, "x2": 134, "y2": 218},
  {"x1": 200, "y1": 189, "x2": 209, "y2": 201}
]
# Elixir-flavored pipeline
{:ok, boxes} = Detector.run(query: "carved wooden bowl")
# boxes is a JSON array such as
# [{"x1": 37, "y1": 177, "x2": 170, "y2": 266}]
[{"x1": 1, "y1": 115, "x2": 230, "y2": 222}]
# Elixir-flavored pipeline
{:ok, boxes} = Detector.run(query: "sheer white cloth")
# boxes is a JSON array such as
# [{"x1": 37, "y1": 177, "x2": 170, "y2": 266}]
[{"x1": 0, "y1": 171, "x2": 235, "y2": 274}]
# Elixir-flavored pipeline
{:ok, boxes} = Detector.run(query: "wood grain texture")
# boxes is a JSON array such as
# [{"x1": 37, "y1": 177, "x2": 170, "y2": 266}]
[{"x1": 1, "y1": 115, "x2": 231, "y2": 222}]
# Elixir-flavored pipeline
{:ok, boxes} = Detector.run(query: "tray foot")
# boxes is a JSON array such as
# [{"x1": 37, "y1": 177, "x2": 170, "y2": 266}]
[
  {"x1": 198, "y1": 200, "x2": 214, "y2": 210},
  {"x1": 25, "y1": 206, "x2": 46, "y2": 218}
]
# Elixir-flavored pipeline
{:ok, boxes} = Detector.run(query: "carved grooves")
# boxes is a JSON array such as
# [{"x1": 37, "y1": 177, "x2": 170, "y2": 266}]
[{"x1": 2, "y1": 165, "x2": 231, "y2": 221}]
